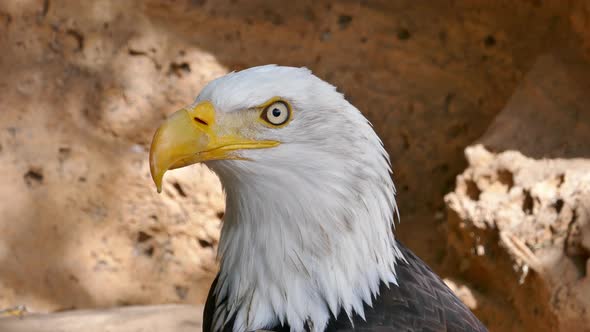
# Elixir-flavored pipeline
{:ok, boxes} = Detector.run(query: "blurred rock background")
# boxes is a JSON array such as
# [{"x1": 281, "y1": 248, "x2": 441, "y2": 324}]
[{"x1": 0, "y1": 0, "x2": 589, "y2": 331}]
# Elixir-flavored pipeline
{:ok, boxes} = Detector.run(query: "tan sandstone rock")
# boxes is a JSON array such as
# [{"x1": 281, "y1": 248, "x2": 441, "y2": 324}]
[
  {"x1": 446, "y1": 145, "x2": 590, "y2": 332},
  {"x1": 445, "y1": 48, "x2": 590, "y2": 332},
  {"x1": 0, "y1": 304, "x2": 203, "y2": 332}
]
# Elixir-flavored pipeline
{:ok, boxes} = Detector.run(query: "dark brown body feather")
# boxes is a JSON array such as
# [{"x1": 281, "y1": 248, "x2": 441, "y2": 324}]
[{"x1": 203, "y1": 241, "x2": 487, "y2": 332}]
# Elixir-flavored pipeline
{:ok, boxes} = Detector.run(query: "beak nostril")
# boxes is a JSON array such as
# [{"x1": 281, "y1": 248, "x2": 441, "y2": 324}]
[{"x1": 194, "y1": 117, "x2": 209, "y2": 126}]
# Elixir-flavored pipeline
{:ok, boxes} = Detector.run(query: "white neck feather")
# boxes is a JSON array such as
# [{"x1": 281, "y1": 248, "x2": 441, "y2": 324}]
[{"x1": 207, "y1": 125, "x2": 402, "y2": 332}]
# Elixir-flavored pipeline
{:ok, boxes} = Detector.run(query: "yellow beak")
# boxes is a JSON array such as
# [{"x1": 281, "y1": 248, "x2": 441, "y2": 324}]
[{"x1": 149, "y1": 101, "x2": 279, "y2": 193}]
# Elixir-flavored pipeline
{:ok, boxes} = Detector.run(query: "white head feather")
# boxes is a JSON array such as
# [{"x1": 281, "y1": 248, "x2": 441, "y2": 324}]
[{"x1": 195, "y1": 65, "x2": 403, "y2": 332}]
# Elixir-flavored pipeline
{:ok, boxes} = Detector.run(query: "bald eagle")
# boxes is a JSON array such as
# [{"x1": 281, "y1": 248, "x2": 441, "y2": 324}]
[{"x1": 149, "y1": 65, "x2": 487, "y2": 332}]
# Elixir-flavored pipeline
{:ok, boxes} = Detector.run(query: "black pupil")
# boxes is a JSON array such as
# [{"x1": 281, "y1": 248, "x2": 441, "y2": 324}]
[{"x1": 272, "y1": 108, "x2": 282, "y2": 117}]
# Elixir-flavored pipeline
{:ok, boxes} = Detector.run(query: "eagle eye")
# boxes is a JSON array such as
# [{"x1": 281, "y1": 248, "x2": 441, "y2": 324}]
[{"x1": 261, "y1": 101, "x2": 290, "y2": 126}]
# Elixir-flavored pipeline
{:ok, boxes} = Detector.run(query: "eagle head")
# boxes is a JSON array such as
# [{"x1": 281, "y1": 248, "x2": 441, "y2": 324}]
[{"x1": 149, "y1": 65, "x2": 402, "y2": 332}]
